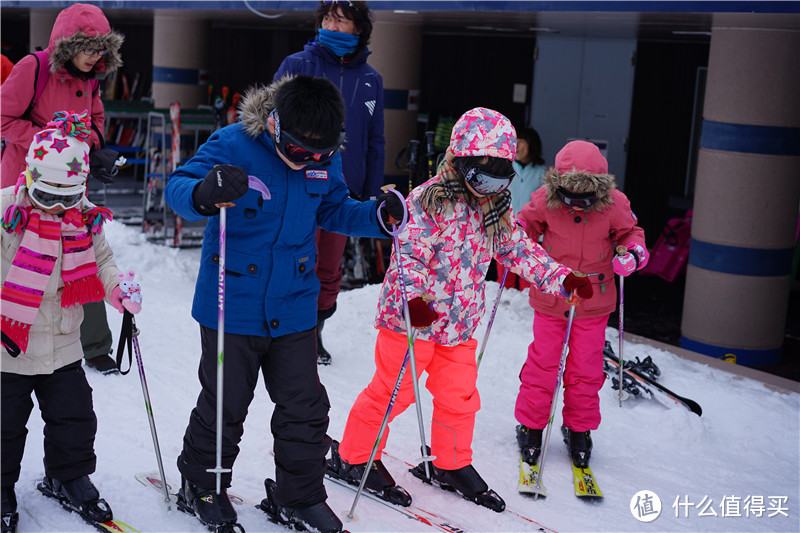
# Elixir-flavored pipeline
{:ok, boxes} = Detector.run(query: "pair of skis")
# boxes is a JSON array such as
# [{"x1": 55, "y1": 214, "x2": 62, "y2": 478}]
[
  {"x1": 137, "y1": 464, "x2": 558, "y2": 533},
  {"x1": 603, "y1": 341, "x2": 703, "y2": 416},
  {"x1": 517, "y1": 451, "x2": 604, "y2": 501}
]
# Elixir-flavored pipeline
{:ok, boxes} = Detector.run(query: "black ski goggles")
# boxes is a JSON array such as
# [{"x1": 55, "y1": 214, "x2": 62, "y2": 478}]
[
  {"x1": 556, "y1": 187, "x2": 597, "y2": 209},
  {"x1": 270, "y1": 110, "x2": 344, "y2": 165},
  {"x1": 464, "y1": 167, "x2": 515, "y2": 195}
]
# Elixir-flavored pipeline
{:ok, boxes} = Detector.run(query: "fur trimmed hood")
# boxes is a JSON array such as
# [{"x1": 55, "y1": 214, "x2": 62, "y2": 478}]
[
  {"x1": 542, "y1": 167, "x2": 617, "y2": 211},
  {"x1": 236, "y1": 76, "x2": 290, "y2": 139},
  {"x1": 47, "y1": 3, "x2": 123, "y2": 76}
]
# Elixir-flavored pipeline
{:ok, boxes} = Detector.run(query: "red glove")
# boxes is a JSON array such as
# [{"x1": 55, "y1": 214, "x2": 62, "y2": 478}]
[
  {"x1": 563, "y1": 273, "x2": 593, "y2": 299},
  {"x1": 407, "y1": 297, "x2": 440, "y2": 328}
]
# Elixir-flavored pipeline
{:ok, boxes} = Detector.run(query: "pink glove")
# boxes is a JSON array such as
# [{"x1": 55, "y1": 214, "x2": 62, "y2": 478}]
[
  {"x1": 110, "y1": 271, "x2": 143, "y2": 314},
  {"x1": 612, "y1": 243, "x2": 649, "y2": 277}
]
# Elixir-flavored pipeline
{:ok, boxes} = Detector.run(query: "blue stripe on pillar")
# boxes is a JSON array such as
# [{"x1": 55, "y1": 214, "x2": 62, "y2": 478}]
[
  {"x1": 700, "y1": 120, "x2": 800, "y2": 156},
  {"x1": 384, "y1": 89, "x2": 409, "y2": 110},
  {"x1": 153, "y1": 66, "x2": 199, "y2": 85},
  {"x1": 689, "y1": 239, "x2": 794, "y2": 276},
  {"x1": 680, "y1": 336, "x2": 781, "y2": 366}
]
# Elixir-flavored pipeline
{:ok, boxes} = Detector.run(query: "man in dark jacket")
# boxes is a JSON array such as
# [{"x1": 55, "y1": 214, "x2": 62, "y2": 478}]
[
  {"x1": 165, "y1": 75, "x2": 402, "y2": 533},
  {"x1": 274, "y1": 1, "x2": 385, "y2": 365}
]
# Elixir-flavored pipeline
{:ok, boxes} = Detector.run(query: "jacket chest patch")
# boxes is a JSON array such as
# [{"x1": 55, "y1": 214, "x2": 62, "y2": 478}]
[{"x1": 305, "y1": 170, "x2": 328, "y2": 180}]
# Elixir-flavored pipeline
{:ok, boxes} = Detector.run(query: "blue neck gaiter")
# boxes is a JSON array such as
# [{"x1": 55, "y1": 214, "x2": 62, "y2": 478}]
[{"x1": 318, "y1": 28, "x2": 360, "y2": 57}]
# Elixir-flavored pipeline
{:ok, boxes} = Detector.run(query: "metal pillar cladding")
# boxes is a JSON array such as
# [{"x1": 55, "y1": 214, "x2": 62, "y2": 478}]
[
  {"x1": 369, "y1": 12, "x2": 422, "y2": 194},
  {"x1": 152, "y1": 10, "x2": 208, "y2": 109},
  {"x1": 680, "y1": 13, "x2": 800, "y2": 367}
]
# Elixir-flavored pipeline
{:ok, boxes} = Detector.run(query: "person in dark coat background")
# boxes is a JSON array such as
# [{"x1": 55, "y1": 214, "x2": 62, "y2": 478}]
[{"x1": 274, "y1": 0, "x2": 385, "y2": 365}]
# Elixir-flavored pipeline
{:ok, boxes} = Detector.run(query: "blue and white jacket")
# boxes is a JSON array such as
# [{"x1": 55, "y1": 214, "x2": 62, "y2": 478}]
[
  {"x1": 274, "y1": 37, "x2": 385, "y2": 200},
  {"x1": 165, "y1": 80, "x2": 385, "y2": 338}
]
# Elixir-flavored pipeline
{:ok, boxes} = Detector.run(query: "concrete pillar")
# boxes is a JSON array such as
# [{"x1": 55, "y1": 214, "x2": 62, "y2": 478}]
[
  {"x1": 680, "y1": 14, "x2": 800, "y2": 366},
  {"x1": 152, "y1": 10, "x2": 208, "y2": 109},
  {"x1": 29, "y1": 9, "x2": 59, "y2": 52},
  {"x1": 369, "y1": 13, "x2": 422, "y2": 190}
]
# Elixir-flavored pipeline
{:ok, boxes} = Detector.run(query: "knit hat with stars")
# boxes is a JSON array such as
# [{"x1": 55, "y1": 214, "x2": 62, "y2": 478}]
[{"x1": 24, "y1": 110, "x2": 91, "y2": 188}]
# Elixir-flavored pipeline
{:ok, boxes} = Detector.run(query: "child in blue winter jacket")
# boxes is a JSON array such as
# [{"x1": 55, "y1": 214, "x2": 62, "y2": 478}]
[{"x1": 164, "y1": 75, "x2": 402, "y2": 533}]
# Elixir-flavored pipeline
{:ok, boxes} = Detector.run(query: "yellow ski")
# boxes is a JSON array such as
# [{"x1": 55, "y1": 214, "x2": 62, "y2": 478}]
[
  {"x1": 518, "y1": 457, "x2": 547, "y2": 498},
  {"x1": 571, "y1": 463, "x2": 603, "y2": 500}
]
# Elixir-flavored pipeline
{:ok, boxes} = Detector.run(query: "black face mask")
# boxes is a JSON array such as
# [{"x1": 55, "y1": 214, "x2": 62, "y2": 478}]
[{"x1": 556, "y1": 187, "x2": 597, "y2": 209}]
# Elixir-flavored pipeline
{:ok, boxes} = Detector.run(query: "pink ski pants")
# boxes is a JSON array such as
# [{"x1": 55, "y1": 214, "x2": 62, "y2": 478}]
[
  {"x1": 339, "y1": 327, "x2": 480, "y2": 470},
  {"x1": 515, "y1": 311, "x2": 608, "y2": 432}
]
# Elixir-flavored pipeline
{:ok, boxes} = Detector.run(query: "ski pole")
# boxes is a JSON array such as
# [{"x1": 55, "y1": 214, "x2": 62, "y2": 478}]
[
  {"x1": 616, "y1": 245, "x2": 627, "y2": 407},
  {"x1": 534, "y1": 277, "x2": 583, "y2": 499},
  {"x1": 476, "y1": 266, "x2": 509, "y2": 370},
  {"x1": 377, "y1": 186, "x2": 435, "y2": 480},
  {"x1": 406, "y1": 139, "x2": 419, "y2": 196},
  {"x1": 207, "y1": 175, "x2": 270, "y2": 495},
  {"x1": 128, "y1": 313, "x2": 171, "y2": 508},
  {"x1": 347, "y1": 328, "x2": 419, "y2": 519}
]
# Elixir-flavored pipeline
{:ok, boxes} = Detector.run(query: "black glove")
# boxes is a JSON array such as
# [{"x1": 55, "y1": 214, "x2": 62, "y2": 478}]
[
  {"x1": 407, "y1": 297, "x2": 439, "y2": 328},
  {"x1": 88, "y1": 147, "x2": 120, "y2": 184},
  {"x1": 376, "y1": 190, "x2": 406, "y2": 235},
  {"x1": 192, "y1": 164, "x2": 249, "y2": 215},
  {"x1": 563, "y1": 272, "x2": 593, "y2": 299}
]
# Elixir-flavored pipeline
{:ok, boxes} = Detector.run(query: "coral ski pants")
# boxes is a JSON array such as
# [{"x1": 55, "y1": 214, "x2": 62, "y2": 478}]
[
  {"x1": 515, "y1": 312, "x2": 607, "y2": 432},
  {"x1": 339, "y1": 327, "x2": 480, "y2": 470}
]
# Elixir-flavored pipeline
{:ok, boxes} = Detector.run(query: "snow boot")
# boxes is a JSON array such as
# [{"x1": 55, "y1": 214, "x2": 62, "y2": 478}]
[
  {"x1": 37, "y1": 475, "x2": 113, "y2": 523},
  {"x1": 316, "y1": 319, "x2": 332, "y2": 365},
  {"x1": 561, "y1": 426, "x2": 593, "y2": 468},
  {"x1": 516, "y1": 425, "x2": 542, "y2": 465},
  {"x1": 327, "y1": 440, "x2": 412, "y2": 506},
  {"x1": 410, "y1": 462, "x2": 506, "y2": 512},
  {"x1": 259, "y1": 478, "x2": 342, "y2": 533},
  {"x1": 1, "y1": 487, "x2": 18, "y2": 533},
  {"x1": 176, "y1": 477, "x2": 243, "y2": 532},
  {"x1": 84, "y1": 353, "x2": 119, "y2": 375}
]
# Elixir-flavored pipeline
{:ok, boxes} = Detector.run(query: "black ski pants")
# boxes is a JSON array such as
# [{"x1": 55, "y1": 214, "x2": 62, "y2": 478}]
[
  {"x1": 177, "y1": 325, "x2": 331, "y2": 508},
  {"x1": 1, "y1": 361, "x2": 97, "y2": 490}
]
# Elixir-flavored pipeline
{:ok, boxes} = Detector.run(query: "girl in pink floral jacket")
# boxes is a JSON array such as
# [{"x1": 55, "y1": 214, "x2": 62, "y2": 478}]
[{"x1": 329, "y1": 108, "x2": 592, "y2": 512}]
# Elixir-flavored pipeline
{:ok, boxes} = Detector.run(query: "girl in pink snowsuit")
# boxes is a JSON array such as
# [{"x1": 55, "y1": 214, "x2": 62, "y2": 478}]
[
  {"x1": 329, "y1": 108, "x2": 592, "y2": 512},
  {"x1": 514, "y1": 140, "x2": 648, "y2": 469}
]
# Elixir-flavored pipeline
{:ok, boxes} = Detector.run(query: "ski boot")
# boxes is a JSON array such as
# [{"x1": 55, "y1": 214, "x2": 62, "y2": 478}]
[
  {"x1": 176, "y1": 477, "x2": 244, "y2": 533},
  {"x1": 259, "y1": 478, "x2": 342, "y2": 533},
  {"x1": 410, "y1": 462, "x2": 506, "y2": 512},
  {"x1": 316, "y1": 318, "x2": 332, "y2": 365},
  {"x1": 37, "y1": 475, "x2": 113, "y2": 523},
  {"x1": 516, "y1": 425, "x2": 542, "y2": 465},
  {"x1": 561, "y1": 426, "x2": 592, "y2": 468},
  {"x1": 1, "y1": 486, "x2": 18, "y2": 533},
  {"x1": 327, "y1": 440, "x2": 412, "y2": 506}
]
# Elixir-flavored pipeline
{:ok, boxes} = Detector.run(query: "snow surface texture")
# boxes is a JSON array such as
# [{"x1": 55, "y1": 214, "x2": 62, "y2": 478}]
[{"x1": 13, "y1": 221, "x2": 799, "y2": 532}]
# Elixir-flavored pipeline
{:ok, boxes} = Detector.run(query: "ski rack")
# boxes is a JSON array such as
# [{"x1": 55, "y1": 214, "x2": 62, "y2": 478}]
[{"x1": 141, "y1": 109, "x2": 214, "y2": 248}]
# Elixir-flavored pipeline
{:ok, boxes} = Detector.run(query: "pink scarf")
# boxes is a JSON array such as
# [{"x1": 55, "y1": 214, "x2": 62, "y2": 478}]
[{"x1": 1, "y1": 195, "x2": 111, "y2": 354}]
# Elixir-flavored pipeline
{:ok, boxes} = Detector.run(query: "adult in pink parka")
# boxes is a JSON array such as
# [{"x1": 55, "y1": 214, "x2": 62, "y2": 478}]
[
  {"x1": 329, "y1": 108, "x2": 593, "y2": 513},
  {"x1": 0, "y1": 4, "x2": 124, "y2": 376},
  {"x1": 514, "y1": 140, "x2": 649, "y2": 469},
  {"x1": 0, "y1": 3, "x2": 123, "y2": 188}
]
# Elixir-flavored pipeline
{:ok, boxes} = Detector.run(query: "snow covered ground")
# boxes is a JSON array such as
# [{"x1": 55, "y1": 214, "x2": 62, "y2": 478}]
[{"x1": 13, "y1": 220, "x2": 800, "y2": 532}]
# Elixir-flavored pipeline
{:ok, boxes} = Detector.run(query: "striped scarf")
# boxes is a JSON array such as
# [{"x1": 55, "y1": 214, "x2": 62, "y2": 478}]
[
  {"x1": 419, "y1": 151, "x2": 513, "y2": 242},
  {"x1": 1, "y1": 195, "x2": 110, "y2": 354}
]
